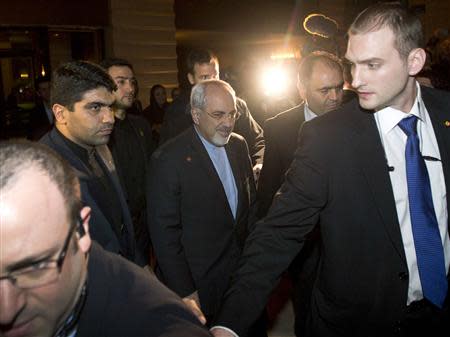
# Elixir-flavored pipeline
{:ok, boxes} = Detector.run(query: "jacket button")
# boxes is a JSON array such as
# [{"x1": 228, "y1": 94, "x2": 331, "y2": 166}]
[{"x1": 398, "y1": 271, "x2": 408, "y2": 280}]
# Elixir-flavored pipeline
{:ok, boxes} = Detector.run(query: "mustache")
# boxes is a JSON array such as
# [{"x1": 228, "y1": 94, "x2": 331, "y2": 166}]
[
  {"x1": 99, "y1": 123, "x2": 114, "y2": 131},
  {"x1": 216, "y1": 126, "x2": 233, "y2": 133}
]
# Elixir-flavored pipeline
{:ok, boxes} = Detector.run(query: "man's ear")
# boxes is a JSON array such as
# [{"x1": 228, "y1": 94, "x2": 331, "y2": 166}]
[
  {"x1": 407, "y1": 48, "x2": 426, "y2": 76},
  {"x1": 53, "y1": 104, "x2": 67, "y2": 124},
  {"x1": 77, "y1": 206, "x2": 92, "y2": 254},
  {"x1": 191, "y1": 108, "x2": 201, "y2": 125},
  {"x1": 187, "y1": 73, "x2": 195, "y2": 85},
  {"x1": 297, "y1": 78, "x2": 306, "y2": 100}
]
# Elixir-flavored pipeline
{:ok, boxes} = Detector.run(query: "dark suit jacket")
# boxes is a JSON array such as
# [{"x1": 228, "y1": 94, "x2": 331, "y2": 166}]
[
  {"x1": 40, "y1": 128, "x2": 138, "y2": 264},
  {"x1": 148, "y1": 126, "x2": 257, "y2": 318},
  {"x1": 216, "y1": 87, "x2": 450, "y2": 337},
  {"x1": 160, "y1": 94, "x2": 265, "y2": 166},
  {"x1": 257, "y1": 104, "x2": 305, "y2": 218},
  {"x1": 76, "y1": 242, "x2": 212, "y2": 337},
  {"x1": 109, "y1": 114, "x2": 155, "y2": 264}
]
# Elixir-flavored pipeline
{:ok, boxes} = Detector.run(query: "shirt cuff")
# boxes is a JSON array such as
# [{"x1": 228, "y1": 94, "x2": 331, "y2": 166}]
[{"x1": 210, "y1": 326, "x2": 239, "y2": 337}]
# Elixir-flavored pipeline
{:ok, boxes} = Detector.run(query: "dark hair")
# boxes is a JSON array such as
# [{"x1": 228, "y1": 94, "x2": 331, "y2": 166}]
[
  {"x1": 99, "y1": 58, "x2": 134, "y2": 72},
  {"x1": 298, "y1": 51, "x2": 343, "y2": 86},
  {"x1": 150, "y1": 84, "x2": 166, "y2": 107},
  {"x1": 349, "y1": 2, "x2": 424, "y2": 59},
  {"x1": 51, "y1": 61, "x2": 116, "y2": 111},
  {"x1": 186, "y1": 49, "x2": 218, "y2": 75},
  {"x1": 0, "y1": 140, "x2": 82, "y2": 227}
]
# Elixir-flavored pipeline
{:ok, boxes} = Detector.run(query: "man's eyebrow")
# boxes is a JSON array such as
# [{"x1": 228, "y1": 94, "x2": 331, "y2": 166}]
[
  {"x1": 346, "y1": 57, "x2": 384, "y2": 64},
  {"x1": 318, "y1": 81, "x2": 345, "y2": 90},
  {"x1": 5, "y1": 249, "x2": 56, "y2": 272},
  {"x1": 85, "y1": 100, "x2": 114, "y2": 107},
  {"x1": 114, "y1": 76, "x2": 136, "y2": 80}
]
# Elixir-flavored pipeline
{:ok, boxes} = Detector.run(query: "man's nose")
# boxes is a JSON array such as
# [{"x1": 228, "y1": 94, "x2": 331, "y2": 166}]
[
  {"x1": 328, "y1": 89, "x2": 338, "y2": 101},
  {"x1": 125, "y1": 81, "x2": 136, "y2": 95},
  {"x1": 102, "y1": 107, "x2": 115, "y2": 124},
  {"x1": 0, "y1": 280, "x2": 26, "y2": 326},
  {"x1": 221, "y1": 114, "x2": 235, "y2": 128},
  {"x1": 351, "y1": 67, "x2": 363, "y2": 89}
]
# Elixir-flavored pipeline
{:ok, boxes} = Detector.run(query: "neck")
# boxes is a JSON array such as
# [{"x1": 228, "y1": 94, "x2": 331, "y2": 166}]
[{"x1": 56, "y1": 125, "x2": 94, "y2": 151}]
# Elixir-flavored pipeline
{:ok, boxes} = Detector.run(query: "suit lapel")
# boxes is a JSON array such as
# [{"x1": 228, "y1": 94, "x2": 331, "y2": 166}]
[
  {"x1": 189, "y1": 128, "x2": 235, "y2": 220},
  {"x1": 349, "y1": 106, "x2": 407, "y2": 264},
  {"x1": 422, "y1": 89, "x2": 450, "y2": 229}
]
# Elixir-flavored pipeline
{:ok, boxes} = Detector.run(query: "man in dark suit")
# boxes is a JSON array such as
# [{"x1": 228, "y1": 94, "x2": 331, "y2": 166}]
[
  {"x1": 212, "y1": 3, "x2": 450, "y2": 337},
  {"x1": 148, "y1": 80, "x2": 262, "y2": 330},
  {"x1": 40, "y1": 61, "x2": 143, "y2": 265},
  {"x1": 257, "y1": 51, "x2": 345, "y2": 336},
  {"x1": 159, "y1": 49, "x2": 265, "y2": 171},
  {"x1": 30, "y1": 76, "x2": 53, "y2": 140},
  {"x1": 101, "y1": 58, "x2": 156, "y2": 267},
  {"x1": 0, "y1": 141, "x2": 211, "y2": 337},
  {"x1": 257, "y1": 51, "x2": 345, "y2": 218}
]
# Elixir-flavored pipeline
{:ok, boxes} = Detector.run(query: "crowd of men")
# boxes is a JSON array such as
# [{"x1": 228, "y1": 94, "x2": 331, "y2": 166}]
[{"x1": 1, "y1": 3, "x2": 449, "y2": 337}]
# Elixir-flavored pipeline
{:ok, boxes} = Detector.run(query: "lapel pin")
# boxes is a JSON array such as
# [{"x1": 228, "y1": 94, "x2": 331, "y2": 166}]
[
  {"x1": 444, "y1": 120, "x2": 450, "y2": 127},
  {"x1": 186, "y1": 156, "x2": 192, "y2": 162}
]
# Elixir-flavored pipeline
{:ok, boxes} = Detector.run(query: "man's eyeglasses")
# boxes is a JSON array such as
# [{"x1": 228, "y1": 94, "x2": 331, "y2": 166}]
[
  {"x1": 0, "y1": 216, "x2": 84, "y2": 289},
  {"x1": 205, "y1": 110, "x2": 240, "y2": 122}
]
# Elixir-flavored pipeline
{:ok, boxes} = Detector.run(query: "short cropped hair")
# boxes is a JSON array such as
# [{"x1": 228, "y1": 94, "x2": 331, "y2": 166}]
[
  {"x1": 191, "y1": 79, "x2": 235, "y2": 111},
  {"x1": 348, "y1": 2, "x2": 424, "y2": 59},
  {"x1": 186, "y1": 49, "x2": 219, "y2": 75},
  {"x1": 0, "y1": 140, "x2": 81, "y2": 227},
  {"x1": 298, "y1": 51, "x2": 343, "y2": 86},
  {"x1": 51, "y1": 60, "x2": 116, "y2": 111},
  {"x1": 99, "y1": 57, "x2": 134, "y2": 72}
]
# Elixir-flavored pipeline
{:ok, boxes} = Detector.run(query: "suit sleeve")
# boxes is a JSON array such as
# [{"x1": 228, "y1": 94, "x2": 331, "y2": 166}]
[
  {"x1": 256, "y1": 119, "x2": 285, "y2": 218},
  {"x1": 234, "y1": 98, "x2": 265, "y2": 166},
  {"x1": 214, "y1": 121, "x2": 328, "y2": 336},
  {"x1": 147, "y1": 150, "x2": 196, "y2": 297}
]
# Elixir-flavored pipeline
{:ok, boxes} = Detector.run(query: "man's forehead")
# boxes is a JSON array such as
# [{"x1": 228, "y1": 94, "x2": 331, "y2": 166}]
[
  {"x1": 205, "y1": 87, "x2": 235, "y2": 107},
  {"x1": 108, "y1": 65, "x2": 135, "y2": 77},
  {"x1": 0, "y1": 167, "x2": 68, "y2": 247},
  {"x1": 194, "y1": 61, "x2": 218, "y2": 71},
  {"x1": 311, "y1": 61, "x2": 341, "y2": 77},
  {"x1": 346, "y1": 27, "x2": 395, "y2": 59},
  {"x1": 80, "y1": 87, "x2": 115, "y2": 103}
]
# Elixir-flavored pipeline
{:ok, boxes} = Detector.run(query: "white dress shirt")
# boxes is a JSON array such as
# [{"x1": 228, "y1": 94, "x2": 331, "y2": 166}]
[{"x1": 374, "y1": 83, "x2": 449, "y2": 304}]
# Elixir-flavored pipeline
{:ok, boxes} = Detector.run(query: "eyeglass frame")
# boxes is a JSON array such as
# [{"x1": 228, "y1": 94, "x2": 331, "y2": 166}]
[
  {"x1": 0, "y1": 215, "x2": 85, "y2": 289},
  {"x1": 203, "y1": 108, "x2": 240, "y2": 122}
]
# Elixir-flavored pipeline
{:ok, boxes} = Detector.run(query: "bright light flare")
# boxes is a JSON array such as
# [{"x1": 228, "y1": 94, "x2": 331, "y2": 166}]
[{"x1": 261, "y1": 67, "x2": 289, "y2": 97}]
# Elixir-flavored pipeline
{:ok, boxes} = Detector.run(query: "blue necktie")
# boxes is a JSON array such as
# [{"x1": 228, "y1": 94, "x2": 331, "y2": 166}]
[{"x1": 398, "y1": 115, "x2": 447, "y2": 308}]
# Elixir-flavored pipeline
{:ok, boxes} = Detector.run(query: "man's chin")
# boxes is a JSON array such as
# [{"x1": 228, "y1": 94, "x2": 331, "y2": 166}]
[{"x1": 211, "y1": 135, "x2": 230, "y2": 147}]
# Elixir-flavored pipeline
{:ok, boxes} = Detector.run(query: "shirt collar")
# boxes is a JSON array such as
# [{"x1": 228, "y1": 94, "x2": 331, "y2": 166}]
[
  {"x1": 303, "y1": 104, "x2": 318, "y2": 122},
  {"x1": 374, "y1": 82, "x2": 426, "y2": 136},
  {"x1": 194, "y1": 125, "x2": 222, "y2": 153}
]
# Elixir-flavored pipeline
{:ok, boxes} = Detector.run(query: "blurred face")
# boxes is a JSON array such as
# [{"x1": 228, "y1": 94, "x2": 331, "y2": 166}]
[
  {"x1": 108, "y1": 65, "x2": 136, "y2": 109},
  {"x1": 188, "y1": 61, "x2": 219, "y2": 85},
  {"x1": 299, "y1": 61, "x2": 344, "y2": 115},
  {"x1": 192, "y1": 85, "x2": 236, "y2": 147},
  {"x1": 346, "y1": 26, "x2": 423, "y2": 112},
  {"x1": 37, "y1": 82, "x2": 51, "y2": 103},
  {"x1": 0, "y1": 168, "x2": 91, "y2": 337},
  {"x1": 55, "y1": 87, "x2": 115, "y2": 150},
  {"x1": 153, "y1": 87, "x2": 167, "y2": 107}
]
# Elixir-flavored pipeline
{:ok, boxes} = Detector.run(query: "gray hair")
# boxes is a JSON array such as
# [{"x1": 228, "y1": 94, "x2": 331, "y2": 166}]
[{"x1": 190, "y1": 79, "x2": 236, "y2": 111}]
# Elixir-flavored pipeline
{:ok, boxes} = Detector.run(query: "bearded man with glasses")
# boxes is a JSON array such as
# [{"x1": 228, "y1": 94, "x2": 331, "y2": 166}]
[
  {"x1": 148, "y1": 80, "x2": 266, "y2": 335},
  {"x1": 0, "y1": 141, "x2": 212, "y2": 337}
]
